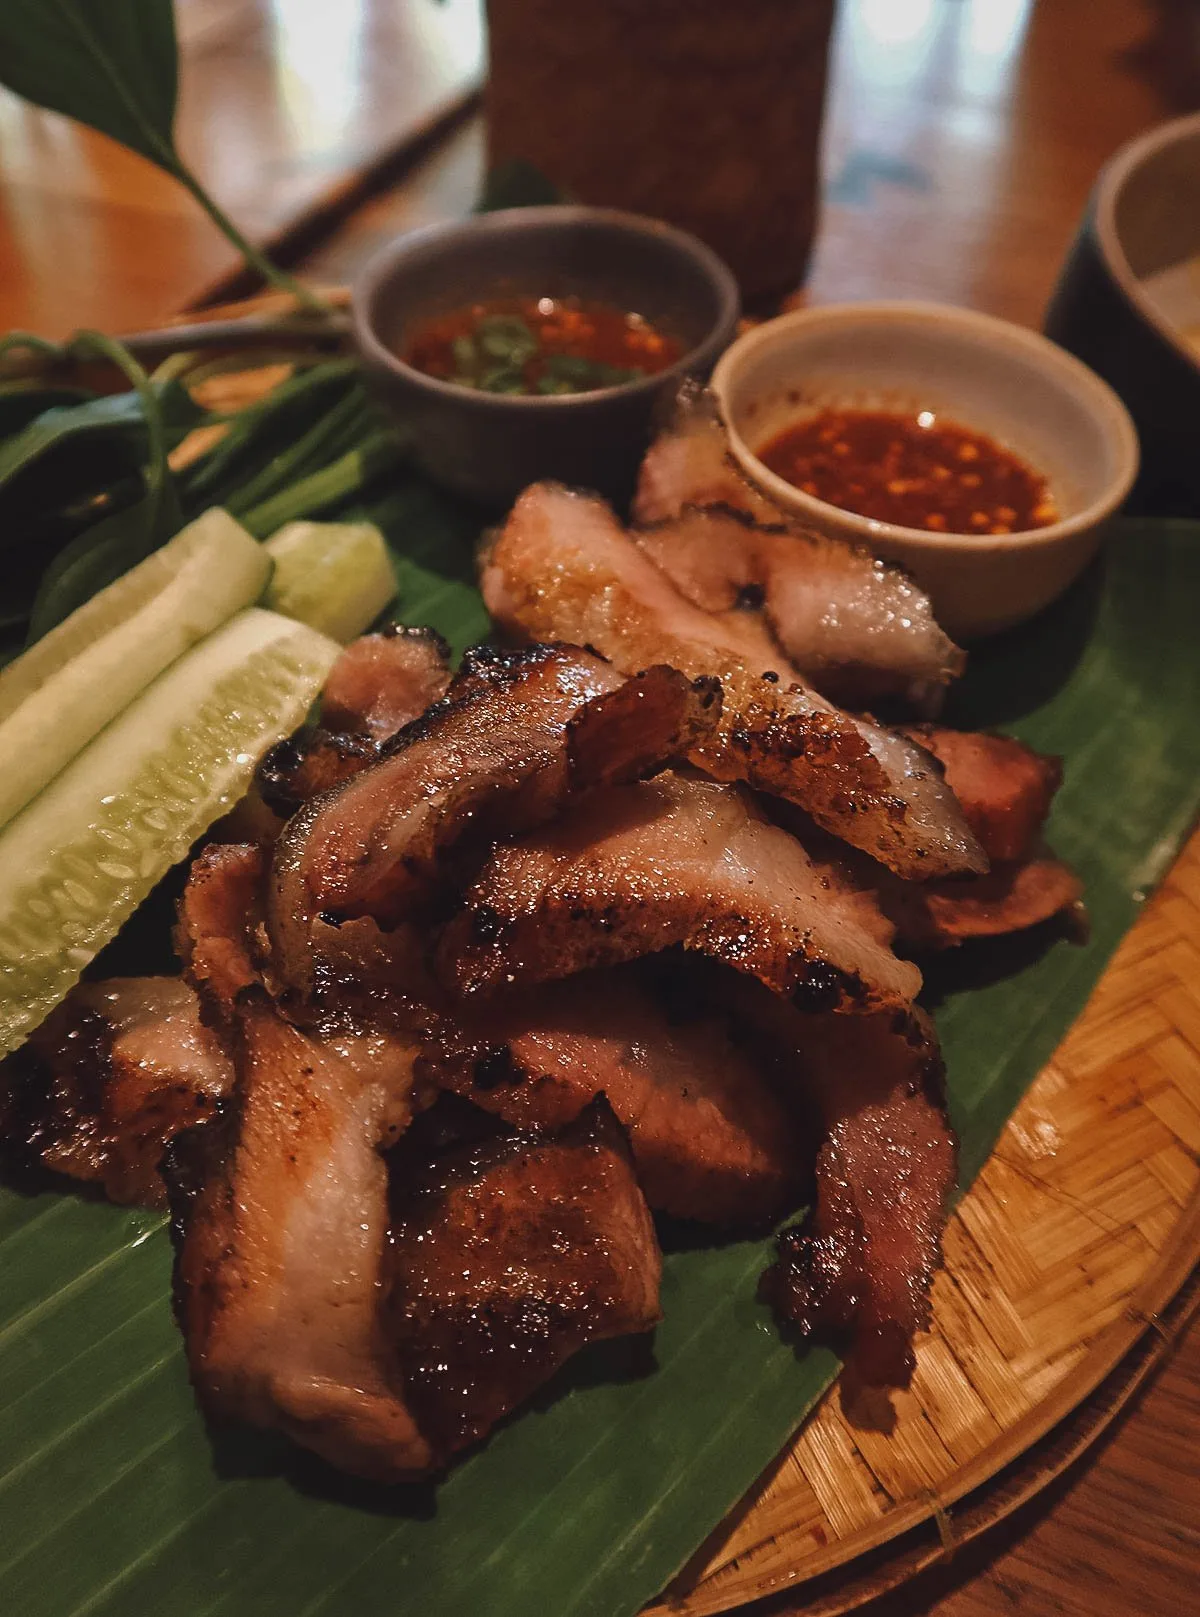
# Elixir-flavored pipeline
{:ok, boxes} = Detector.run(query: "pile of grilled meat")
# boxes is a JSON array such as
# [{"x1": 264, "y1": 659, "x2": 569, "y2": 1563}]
[{"x1": 1, "y1": 387, "x2": 1081, "y2": 1482}]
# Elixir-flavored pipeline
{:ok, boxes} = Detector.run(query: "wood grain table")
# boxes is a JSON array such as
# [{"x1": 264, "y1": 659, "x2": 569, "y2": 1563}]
[{"x1": 1, "y1": 2, "x2": 1197, "y2": 1614}]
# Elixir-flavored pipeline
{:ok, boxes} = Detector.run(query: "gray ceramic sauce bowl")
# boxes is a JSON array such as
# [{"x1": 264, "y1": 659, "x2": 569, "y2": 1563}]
[
  {"x1": 1045, "y1": 111, "x2": 1200, "y2": 512},
  {"x1": 352, "y1": 206, "x2": 740, "y2": 509}
]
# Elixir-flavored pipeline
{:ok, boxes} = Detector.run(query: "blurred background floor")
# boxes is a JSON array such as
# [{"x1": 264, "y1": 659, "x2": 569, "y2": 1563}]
[{"x1": 0, "y1": 3, "x2": 1198, "y2": 1615}]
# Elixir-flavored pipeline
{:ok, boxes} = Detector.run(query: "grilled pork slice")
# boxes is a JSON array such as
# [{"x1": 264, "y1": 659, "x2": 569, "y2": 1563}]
[
  {"x1": 256, "y1": 628, "x2": 453, "y2": 820},
  {"x1": 440, "y1": 771, "x2": 922, "y2": 1012},
  {"x1": 636, "y1": 505, "x2": 964, "y2": 704},
  {"x1": 634, "y1": 381, "x2": 782, "y2": 524},
  {"x1": 760, "y1": 1008, "x2": 956, "y2": 1389},
  {"x1": 782, "y1": 812, "x2": 1084, "y2": 953},
  {"x1": 900, "y1": 726, "x2": 1063, "y2": 864},
  {"x1": 482, "y1": 483, "x2": 984, "y2": 881},
  {"x1": 268, "y1": 643, "x2": 720, "y2": 990},
  {"x1": 877, "y1": 850, "x2": 1084, "y2": 949},
  {"x1": 17, "y1": 977, "x2": 231, "y2": 1206},
  {"x1": 171, "y1": 987, "x2": 429, "y2": 1481},
  {"x1": 319, "y1": 625, "x2": 452, "y2": 740},
  {"x1": 426, "y1": 966, "x2": 803, "y2": 1225},
  {"x1": 257, "y1": 728, "x2": 379, "y2": 821},
  {"x1": 175, "y1": 842, "x2": 270, "y2": 1023},
  {"x1": 384, "y1": 1097, "x2": 662, "y2": 1462}
]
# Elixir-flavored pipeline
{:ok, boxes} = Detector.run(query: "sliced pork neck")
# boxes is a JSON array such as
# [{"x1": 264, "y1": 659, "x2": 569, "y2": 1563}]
[
  {"x1": 424, "y1": 965, "x2": 804, "y2": 1225},
  {"x1": 256, "y1": 628, "x2": 453, "y2": 821},
  {"x1": 17, "y1": 977, "x2": 232, "y2": 1207},
  {"x1": 170, "y1": 987, "x2": 427, "y2": 1481},
  {"x1": 635, "y1": 504, "x2": 964, "y2": 705},
  {"x1": 482, "y1": 483, "x2": 984, "y2": 881},
  {"x1": 439, "y1": 770, "x2": 921, "y2": 1013},
  {"x1": 633, "y1": 381, "x2": 782, "y2": 524},
  {"x1": 319, "y1": 625, "x2": 452, "y2": 741},
  {"x1": 267, "y1": 643, "x2": 720, "y2": 990},
  {"x1": 876, "y1": 851, "x2": 1084, "y2": 949},
  {"x1": 384, "y1": 1097, "x2": 662, "y2": 1462},
  {"x1": 174, "y1": 842, "x2": 271, "y2": 1022},
  {"x1": 759, "y1": 1007, "x2": 957, "y2": 1388},
  {"x1": 899, "y1": 726, "x2": 1063, "y2": 864}
]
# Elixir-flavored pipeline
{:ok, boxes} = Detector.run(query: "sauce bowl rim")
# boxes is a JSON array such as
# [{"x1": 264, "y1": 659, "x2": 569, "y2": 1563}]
[
  {"x1": 711, "y1": 299, "x2": 1139, "y2": 552},
  {"x1": 1092, "y1": 109, "x2": 1200, "y2": 380},
  {"x1": 352, "y1": 204, "x2": 741, "y2": 412}
]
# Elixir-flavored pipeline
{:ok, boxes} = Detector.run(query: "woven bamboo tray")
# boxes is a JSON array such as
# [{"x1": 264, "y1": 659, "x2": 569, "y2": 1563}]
[{"x1": 649, "y1": 829, "x2": 1200, "y2": 1615}]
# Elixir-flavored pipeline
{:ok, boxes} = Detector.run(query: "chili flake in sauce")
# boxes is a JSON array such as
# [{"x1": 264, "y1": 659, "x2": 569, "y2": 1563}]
[
  {"x1": 758, "y1": 408, "x2": 1058, "y2": 534},
  {"x1": 404, "y1": 295, "x2": 684, "y2": 396}
]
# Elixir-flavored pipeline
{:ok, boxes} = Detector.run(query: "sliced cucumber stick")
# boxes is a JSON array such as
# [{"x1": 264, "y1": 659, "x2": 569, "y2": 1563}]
[
  {"x1": 264, "y1": 519, "x2": 396, "y2": 643},
  {"x1": 0, "y1": 608, "x2": 339, "y2": 1055},
  {"x1": 0, "y1": 508, "x2": 270, "y2": 830}
]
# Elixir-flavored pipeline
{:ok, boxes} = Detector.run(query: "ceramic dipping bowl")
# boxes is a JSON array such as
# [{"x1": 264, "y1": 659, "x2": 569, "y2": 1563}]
[
  {"x1": 712, "y1": 301, "x2": 1139, "y2": 639},
  {"x1": 353, "y1": 205, "x2": 740, "y2": 509},
  {"x1": 1045, "y1": 110, "x2": 1200, "y2": 514}
]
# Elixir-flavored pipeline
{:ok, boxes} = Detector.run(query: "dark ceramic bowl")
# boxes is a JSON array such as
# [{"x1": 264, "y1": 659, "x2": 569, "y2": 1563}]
[
  {"x1": 1045, "y1": 112, "x2": 1200, "y2": 513},
  {"x1": 352, "y1": 206, "x2": 740, "y2": 509}
]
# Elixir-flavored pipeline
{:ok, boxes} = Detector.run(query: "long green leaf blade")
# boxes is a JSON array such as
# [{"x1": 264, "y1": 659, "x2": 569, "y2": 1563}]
[
  {"x1": 0, "y1": 2, "x2": 318, "y2": 302},
  {"x1": 0, "y1": 0, "x2": 179, "y2": 172}
]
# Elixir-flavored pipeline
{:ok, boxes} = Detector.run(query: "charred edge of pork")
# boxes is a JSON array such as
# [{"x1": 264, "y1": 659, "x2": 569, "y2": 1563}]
[
  {"x1": 374, "y1": 643, "x2": 574, "y2": 762},
  {"x1": 257, "y1": 729, "x2": 380, "y2": 819}
]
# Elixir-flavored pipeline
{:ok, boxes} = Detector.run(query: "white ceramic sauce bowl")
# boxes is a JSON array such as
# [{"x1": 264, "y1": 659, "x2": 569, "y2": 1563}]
[{"x1": 711, "y1": 301, "x2": 1139, "y2": 638}]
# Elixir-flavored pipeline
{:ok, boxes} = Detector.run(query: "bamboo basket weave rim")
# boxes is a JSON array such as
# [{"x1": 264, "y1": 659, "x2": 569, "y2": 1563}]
[
  {"x1": 666, "y1": 1192, "x2": 1200, "y2": 1616},
  {"x1": 724, "y1": 1265, "x2": 1200, "y2": 1617}
]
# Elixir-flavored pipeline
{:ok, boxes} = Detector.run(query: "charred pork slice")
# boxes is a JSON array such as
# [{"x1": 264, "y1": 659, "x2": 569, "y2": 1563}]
[
  {"x1": 761, "y1": 1008, "x2": 956, "y2": 1389},
  {"x1": 257, "y1": 628, "x2": 453, "y2": 819},
  {"x1": 788, "y1": 815, "x2": 1084, "y2": 953},
  {"x1": 633, "y1": 381, "x2": 783, "y2": 524},
  {"x1": 319, "y1": 625, "x2": 452, "y2": 740},
  {"x1": 426, "y1": 966, "x2": 803, "y2": 1226},
  {"x1": 482, "y1": 483, "x2": 983, "y2": 881},
  {"x1": 384, "y1": 1097, "x2": 661, "y2": 1462},
  {"x1": 18, "y1": 977, "x2": 231, "y2": 1206},
  {"x1": 175, "y1": 842, "x2": 270, "y2": 1023},
  {"x1": 636, "y1": 505, "x2": 964, "y2": 704},
  {"x1": 899, "y1": 726, "x2": 1063, "y2": 864},
  {"x1": 439, "y1": 770, "x2": 921, "y2": 1013},
  {"x1": 268, "y1": 644, "x2": 720, "y2": 990},
  {"x1": 171, "y1": 987, "x2": 429, "y2": 1481},
  {"x1": 257, "y1": 728, "x2": 380, "y2": 821},
  {"x1": 878, "y1": 851, "x2": 1084, "y2": 949}
]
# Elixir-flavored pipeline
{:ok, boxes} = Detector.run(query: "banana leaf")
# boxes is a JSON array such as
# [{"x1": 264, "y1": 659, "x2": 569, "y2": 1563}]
[{"x1": 2, "y1": 515, "x2": 1199, "y2": 1617}]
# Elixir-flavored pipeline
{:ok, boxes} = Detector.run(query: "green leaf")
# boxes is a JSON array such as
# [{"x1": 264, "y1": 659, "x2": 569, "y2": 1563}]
[
  {"x1": 0, "y1": 383, "x2": 96, "y2": 439},
  {"x1": 0, "y1": 1, "x2": 319, "y2": 305},
  {"x1": 0, "y1": 376, "x2": 201, "y2": 547},
  {"x1": 180, "y1": 361, "x2": 360, "y2": 512},
  {"x1": 25, "y1": 471, "x2": 184, "y2": 641},
  {"x1": 478, "y1": 160, "x2": 564, "y2": 212},
  {"x1": 0, "y1": 390, "x2": 154, "y2": 502},
  {"x1": 0, "y1": 0, "x2": 179, "y2": 172},
  {"x1": 20, "y1": 334, "x2": 184, "y2": 641},
  {"x1": 2, "y1": 518, "x2": 1200, "y2": 1617}
]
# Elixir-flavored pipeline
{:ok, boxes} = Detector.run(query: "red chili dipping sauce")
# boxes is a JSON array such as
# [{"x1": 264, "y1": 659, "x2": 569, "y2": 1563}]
[
  {"x1": 404, "y1": 296, "x2": 684, "y2": 396},
  {"x1": 757, "y1": 408, "x2": 1058, "y2": 534}
]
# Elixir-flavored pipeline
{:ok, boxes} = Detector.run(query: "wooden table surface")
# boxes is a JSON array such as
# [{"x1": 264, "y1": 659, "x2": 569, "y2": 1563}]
[{"x1": 1, "y1": 2, "x2": 1197, "y2": 1614}]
